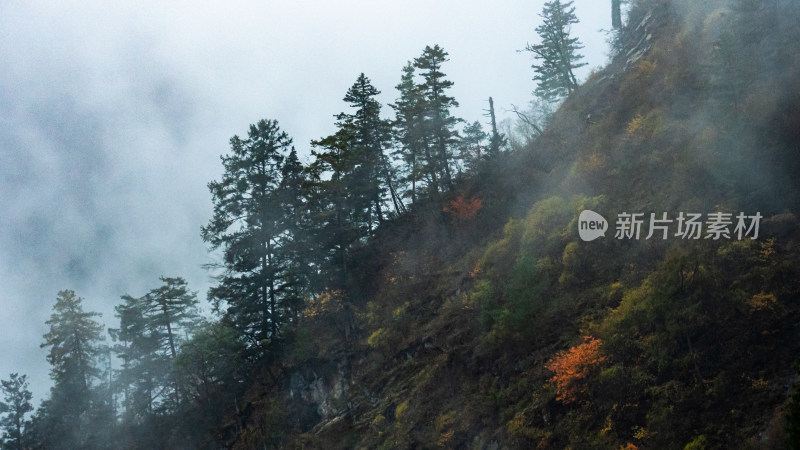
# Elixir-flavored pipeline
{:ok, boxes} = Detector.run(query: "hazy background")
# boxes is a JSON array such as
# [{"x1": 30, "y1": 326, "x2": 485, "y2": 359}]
[{"x1": 0, "y1": 0, "x2": 611, "y2": 403}]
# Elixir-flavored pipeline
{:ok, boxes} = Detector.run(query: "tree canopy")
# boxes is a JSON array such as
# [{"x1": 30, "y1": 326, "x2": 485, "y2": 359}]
[{"x1": 525, "y1": 0, "x2": 587, "y2": 102}]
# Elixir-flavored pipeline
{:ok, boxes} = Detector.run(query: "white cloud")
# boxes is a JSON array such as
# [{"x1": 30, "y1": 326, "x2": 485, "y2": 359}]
[{"x1": 0, "y1": 0, "x2": 611, "y2": 403}]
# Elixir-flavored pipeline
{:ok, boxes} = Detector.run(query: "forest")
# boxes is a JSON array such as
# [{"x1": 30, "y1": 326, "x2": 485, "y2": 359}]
[{"x1": 3, "y1": 0, "x2": 800, "y2": 448}]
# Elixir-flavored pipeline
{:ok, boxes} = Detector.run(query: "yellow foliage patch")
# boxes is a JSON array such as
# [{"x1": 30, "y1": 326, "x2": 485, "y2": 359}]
[
  {"x1": 627, "y1": 114, "x2": 646, "y2": 135},
  {"x1": 506, "y1": 413, "x2": 525, "y2": 435},
  {"x1": 371, "y1": 414, "x2": 386, "y2": 430},
  {"x1": 583, "y1": 152, "x2": 607, "y2": 173},
  {"x1": 760, "y1": 238, "x2": 776, "y2": 262},
  {"x1": 636, "y1": 58, "x2": 657, "y2": 76},
  {"x1": 434, "y1": 410, "x2": 455, "y2": 432},
  {"x1": 747, "y1": 292, "x2": 777, "y2": 311},
  {"x1": 436, "y1": 429, "x2": 454, "y2": 447},
  {"x1": 367, "y1": 328, "x2": 390, "y2": 348},
  {"x1": 395, "y1": 399, "x2": 410, "y2": 419},
  {"x1": 302, "y1": 290, "x2": 344, "y2": 318}
]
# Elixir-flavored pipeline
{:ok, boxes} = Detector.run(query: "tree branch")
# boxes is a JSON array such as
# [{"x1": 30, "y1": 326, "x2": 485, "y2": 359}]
[{"x1": 509, "y1": 104, "x2": 544, "y2": 135}]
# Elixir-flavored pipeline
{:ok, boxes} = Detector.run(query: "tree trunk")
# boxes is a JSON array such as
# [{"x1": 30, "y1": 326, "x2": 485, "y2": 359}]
[
  {"x1": 422, "y1": 137, "x2": 439, "y2": 195},
  {"x1": 488, "y1": 97, "x2": 500, "y2": 155},
  {"x1": 411, "y1": 146, "x2": 417, "y2": 204},
  {"x1": 268, "y1": 241, "x2": 277, "y2": 339},
  {"x1": 162, "y1": 302, "x2": 181, "y2": 406}
]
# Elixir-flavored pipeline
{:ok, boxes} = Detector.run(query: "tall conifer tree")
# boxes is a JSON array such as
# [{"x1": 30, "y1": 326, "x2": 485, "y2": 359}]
[
  {"x1": 112, "y1": 277, "x2": 200, "y2": 414},
  {"x1": 391, "y1": 62, "x2": 426, "y2": 204},
  {"x1": 38, "y1": 290, "x2": 104, "y2": 449},
  {"x1": 414, "y1": 45, "x2": 461, "y2": 193},
  {"x1": 525, "y1": 0, "x2": 587, "y2": 102},
  {"x1": 202, "y1": 119, "x2": 297, "y2": 349},
  {"x1": 0, "y1": 373, "x2": 33, "y2": 450}
]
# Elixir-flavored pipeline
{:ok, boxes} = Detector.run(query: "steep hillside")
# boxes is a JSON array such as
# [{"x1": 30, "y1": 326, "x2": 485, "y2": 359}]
[{"x1": 230, "y1": 1, "x2": 800, "y2": 448}]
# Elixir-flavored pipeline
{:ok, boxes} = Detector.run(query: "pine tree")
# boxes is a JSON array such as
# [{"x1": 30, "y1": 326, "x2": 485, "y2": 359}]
[
  {"x1": 458, "y1": 121, "x2": 488, "y2": 172},
  {"x1": 391, "y1": 62, "x2": 426, "y2": 204},
  {"x1": 414, "y1": 45, "x2": 461, "y2": 193},
  {"x1": 307, "y1": 74, "x2": 401, "y2": 289},
  {"x1": 277, "y1": 147, "x2": 311, "y2": 323},
  {"x1": 42, "y1": 290, "x2": 104, "y2": 396},
  {"x1": 39, "y1": 290, "x2": 105, "y2": 449},
  {"x1": 174, "y1": 320, "x2": 248, "y2": 444},
  {"x1": 0, "y1": 373, "x2": 33, "y2": 450},
  {"x1": 308, "y1": 126, "x2": 359, "y2": 290},
  {"x1": 525, "y1": 0, "x2": 587, "y2": 102},
  {"x1": 485, "y1": 97, "x2": 507, "y2": 157},
  {"x1": 112, "y1": 277, "x2": 200, "y2": 415},
  {"x1": 88, "y1": 344, "x2": 116, "y2": 447},
  {"x1": 111, "y1": 292, "x2": 153, "y2": 417},
  {"x1": 145, "y1": 277, "x2": 200, "y2": 365},
  {"x1": 202, "y1": 119, "x2": 297, "y2": 349},
  {"x1": 340, "y1": 73, "x2": 393, "y2": 231}
]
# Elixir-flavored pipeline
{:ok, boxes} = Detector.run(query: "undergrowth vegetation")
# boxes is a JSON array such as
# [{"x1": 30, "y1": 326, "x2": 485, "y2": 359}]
[{"x1": 218, "y1": 0, "x2": 800, "y2": 448}]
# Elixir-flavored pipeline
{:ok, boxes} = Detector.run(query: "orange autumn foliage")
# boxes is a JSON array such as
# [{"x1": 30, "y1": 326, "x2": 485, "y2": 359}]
[
  {"x1": 444, "y1": 196, "x2": 482, "y2": 220},
  {"x1": 545, "y1": 336, "x2": 607, "y2": 404}
]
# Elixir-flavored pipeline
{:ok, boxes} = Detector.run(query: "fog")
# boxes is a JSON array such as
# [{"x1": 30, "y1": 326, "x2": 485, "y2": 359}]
[{"x1": 0, "y1": 1, "x2": 610, "y2": 403}]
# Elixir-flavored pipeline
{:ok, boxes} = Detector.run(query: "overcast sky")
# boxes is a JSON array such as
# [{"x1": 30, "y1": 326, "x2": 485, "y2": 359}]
[{"x1": 0, "y1": 1, "x2": 612, "y2": 404}]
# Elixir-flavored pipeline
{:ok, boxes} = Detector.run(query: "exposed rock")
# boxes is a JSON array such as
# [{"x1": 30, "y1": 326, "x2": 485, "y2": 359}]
[{"x1": 289, "y1": 360, "x2": 351, "y2": 420}]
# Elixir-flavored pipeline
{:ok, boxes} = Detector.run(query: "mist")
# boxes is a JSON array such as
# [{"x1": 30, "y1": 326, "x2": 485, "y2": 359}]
[
  {"x1": 0, "y1": 0, "x2": 611, "y2": 408},
  {"x1": 4, "y1": 0, "x2": 800, "y2": 448}
]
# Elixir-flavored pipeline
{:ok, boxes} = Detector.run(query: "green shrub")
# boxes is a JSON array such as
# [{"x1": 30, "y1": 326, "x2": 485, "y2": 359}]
[{"x1": 684, "y1": 434, "x2": 707, "y2": 450}]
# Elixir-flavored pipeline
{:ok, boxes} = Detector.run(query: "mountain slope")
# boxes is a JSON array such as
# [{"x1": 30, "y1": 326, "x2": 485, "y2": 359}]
[{"x1": 230, "y1": 1, "x2": 800, "y2": 448}]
